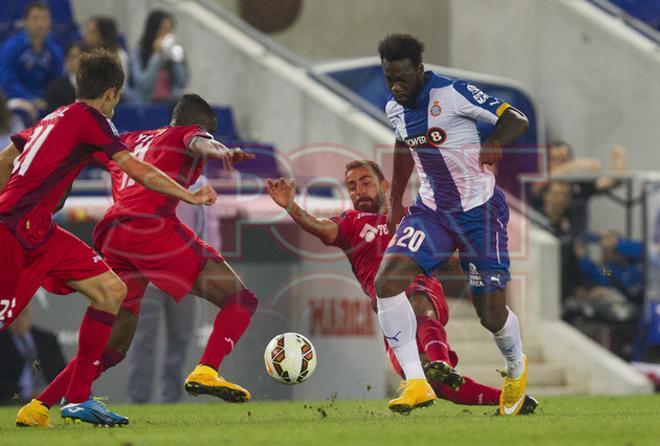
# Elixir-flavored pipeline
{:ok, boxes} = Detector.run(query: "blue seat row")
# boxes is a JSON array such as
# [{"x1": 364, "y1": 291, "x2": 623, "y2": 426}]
[
  {"x1": 606, "y1": 0, "x2": 660, "y2": 30},
  {"x1": 113, "y1": 103, "x2": 239, "y2": 141}
]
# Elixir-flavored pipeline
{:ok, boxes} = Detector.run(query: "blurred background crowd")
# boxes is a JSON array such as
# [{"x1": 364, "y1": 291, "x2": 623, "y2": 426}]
[{"x1": 0, "y1": 0, "x2": 189, "y2": 137}]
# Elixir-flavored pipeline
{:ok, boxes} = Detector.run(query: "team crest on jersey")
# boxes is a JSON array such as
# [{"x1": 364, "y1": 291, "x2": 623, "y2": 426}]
[{"x1": 429, "y1": 100, "x2": 442, "y2": 117}]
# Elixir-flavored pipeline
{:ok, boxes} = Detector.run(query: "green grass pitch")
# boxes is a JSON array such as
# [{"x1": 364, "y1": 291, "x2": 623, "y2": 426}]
[{"x1": 1, "y1": 395, "x2": 658, "y2": 446}]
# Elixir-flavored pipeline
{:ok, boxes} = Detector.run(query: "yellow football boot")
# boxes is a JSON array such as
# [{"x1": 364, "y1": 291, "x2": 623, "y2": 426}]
[
  {"x1": 184, "y1": 364, "x2": 251, "y2": 403},
  {"x1": 388, "y1": 378, "x2": 436, "y2": 415},
  {"x1": 16, "y1": 399, "x2": 52, "y2": 428},
  {"x1": 499, "y1": 354, "x2": 529, "y2": 416}
]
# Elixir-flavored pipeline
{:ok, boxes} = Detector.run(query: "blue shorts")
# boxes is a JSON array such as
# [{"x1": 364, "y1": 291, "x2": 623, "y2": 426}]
[{"x1": 386, "y1": 188, "x2": 510, "y2": 294}]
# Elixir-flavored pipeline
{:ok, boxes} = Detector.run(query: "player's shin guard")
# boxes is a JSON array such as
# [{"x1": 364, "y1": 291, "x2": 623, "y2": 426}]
[
  {"x1": 416, "y1": 316, "x2": 451, "y2": 364},
  {"x1": 64, "y1": 307, "x2": 116, "y2": 403},
  {"x1": 493, "y1": 308, "x2": 524, "y2": 378},
  {"x1": 377, "y1": 292, "x2": 425, "y2": 380},
  {"x1": 431, "y1": 376, "x2": 500, "y2": 406},
  {"x1": 199, "y1": 289, "x2": 258, "y2": 370},
  {"x1": 38, "y1": 348, "x2": 125, "y2": 408}
]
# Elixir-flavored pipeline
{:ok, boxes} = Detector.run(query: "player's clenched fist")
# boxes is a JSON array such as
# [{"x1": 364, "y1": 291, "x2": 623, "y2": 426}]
[
  {"x1": 187, "y1": 184, "x2": 217, "y2": 205},
  {"x1": 267, "y1": 178, "x2": 296, "y2": 210}
]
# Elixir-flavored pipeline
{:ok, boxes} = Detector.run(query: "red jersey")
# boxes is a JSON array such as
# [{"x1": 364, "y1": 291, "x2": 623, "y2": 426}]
[
  {"x1": 93, "y1": 125, "x2": 210, "y2": 240},
  {"x1": 330, "y1": 210, "x2": 392, "y2": 299},
  {"x1": 0, "y1": 103, "x2": 125, "y2": 249}
]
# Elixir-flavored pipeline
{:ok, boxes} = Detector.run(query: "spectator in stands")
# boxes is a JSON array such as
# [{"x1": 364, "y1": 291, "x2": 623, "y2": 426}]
[
  {"x1": 540, "y1": 181, "x2": 581, "y2": 300},
  {"x1": 541, "y1": 181, "x2": 575, "y2": 237},
  {"x1": 0, "y1": 89, "x2": 26, "y2": 149},
  {"x1": 0, "y1": 1, "x2": 63, "y2": 117},
  {"x1": 82, "y1": 16, "x2": 129, "y2": 85},
  {"x1": 574, "y1": 231, "x2": 645, "y2": 305},
  {"x1": 44, "y1": 40, "x2": 80, "y2": 113},
  {"x1": 531, "y1": 141, "x2": 626, "y2": 234},
  {"x1": 131, "y1": 10, "x2": 189, "y2": 103},
  {"x1": 0, "y1": 306, "x2": 66, "y2": 405}
]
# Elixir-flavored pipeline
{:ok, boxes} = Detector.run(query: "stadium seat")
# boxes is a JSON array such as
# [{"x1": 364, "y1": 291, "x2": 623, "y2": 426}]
[
  {"x1": 632, "y1": 299, "x2": 660, "y2": 361},
  {"x1": 112, "y1": 103, "x2": 174, "y2": 133},
  {"x1": 607, "y1": 0, "x2": 660, "y2": 30},
  {"x1": 213, "y1": 106, "x2": 239, "y2": 140},
  {"x1": 113, "y1": 103, "x2": 240, "y2": 141}
]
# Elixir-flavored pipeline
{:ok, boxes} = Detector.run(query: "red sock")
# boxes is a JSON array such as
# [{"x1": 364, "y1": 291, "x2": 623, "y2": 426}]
[
  {"x1": 64, "y1": 307, "x2": 116, "y2": 403},
  {"x1": 199, "y1": 290, "x2": 258, "y2": 370},
  {"x1": 432, "y1": 376, "x2": 501, "y2": 406},
  {"x1": 38, "y1": 348, "x2": 125, "y2": 407},
  {"x1": 39, "y1": 360, "x2": 75, "y2": 408},
  {"x1": 416, "y1": 316, "x2": 451, "y2": 364}
]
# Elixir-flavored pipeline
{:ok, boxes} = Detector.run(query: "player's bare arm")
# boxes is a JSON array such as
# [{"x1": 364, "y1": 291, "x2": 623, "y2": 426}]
[
  {"x1": 112, "y1": 149, "x2": 217, "y2": 206},
  {"x1": 387, "y1": 139, "x2": 415, "y2": 231},
  {"x1": 479, "y1": 107, "x2": 529, "y2": 170},
  {"x1": 266, "y1": 177, "x2": 339, "y2": 245},
  {"x1": 0, "y1": 143, "x2": 20, "y2": 190},
  {"x1": 189, "y1": 137, "x2": 256, "y2": 171}
]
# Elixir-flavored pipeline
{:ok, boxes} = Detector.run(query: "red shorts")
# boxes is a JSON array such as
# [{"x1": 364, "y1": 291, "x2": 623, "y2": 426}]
[
  {"x1": 0, "y1": 223, "x2": 111, "y2": 330},
  {"x1": 385, "y1": 275, "x2": 458, "y2": 377},
  {"x1": 95, "y1": 218, "x2": 224, "y2": 316}
]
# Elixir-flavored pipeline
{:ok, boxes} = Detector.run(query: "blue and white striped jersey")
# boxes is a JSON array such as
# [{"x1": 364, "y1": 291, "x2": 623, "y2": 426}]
[{"x1": 385, "y1": 72, "x2": 511, "y2": 212}]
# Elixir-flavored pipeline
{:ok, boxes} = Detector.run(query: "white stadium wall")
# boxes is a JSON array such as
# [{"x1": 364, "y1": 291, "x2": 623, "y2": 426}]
[
  {"x1": 213, "y1": 0, "x2": 451, "y2": 64},
  {"x1": 448, "y1": 0, "x2": 660, "y2": 170}
]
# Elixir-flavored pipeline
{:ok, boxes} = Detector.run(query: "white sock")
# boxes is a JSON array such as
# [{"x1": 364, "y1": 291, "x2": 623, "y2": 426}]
[
  {"x1": 376, "y1": 291, "x2": 425, "y2": 380},
  {"x1": 493, "y1": 308, "x2": 524, "y2": 378}
]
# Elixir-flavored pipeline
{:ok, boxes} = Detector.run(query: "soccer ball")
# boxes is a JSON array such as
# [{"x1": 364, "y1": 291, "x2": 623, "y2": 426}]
[{"x1": 264, "y1": 332, "x2": 317, "y2": 384}]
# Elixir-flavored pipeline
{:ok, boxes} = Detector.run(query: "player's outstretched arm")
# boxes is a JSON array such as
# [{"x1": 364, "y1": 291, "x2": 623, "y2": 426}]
[
  {"x1": 480, "y1": 107, "x2": 529, "y2": 170},
  {"x1": 112, "y1": 150, "x2": 217, "y2": 206},
  {"x1": 0, "y1": 143, "x2": 20, "y2": 191},
  {"x1": 266, "y1": 178, "x2": 339, "y2": 245},
  {"x1": 387, "y1": 139, "x2": 414, "y2": 231},
  {"x1": 190, "y1": 137, "x2": 255, "y2": 171}
]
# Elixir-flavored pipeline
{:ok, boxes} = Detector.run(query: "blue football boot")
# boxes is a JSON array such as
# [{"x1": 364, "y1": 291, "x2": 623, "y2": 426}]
[{"x1": 60, "y1": 398, "x2": 128, "y2": 427}]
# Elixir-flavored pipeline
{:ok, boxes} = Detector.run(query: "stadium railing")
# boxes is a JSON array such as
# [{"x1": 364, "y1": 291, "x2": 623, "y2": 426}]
[{"x1": 519, "y1": 171, "x2": 660, "y2": 360}]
